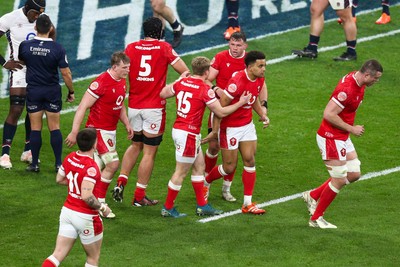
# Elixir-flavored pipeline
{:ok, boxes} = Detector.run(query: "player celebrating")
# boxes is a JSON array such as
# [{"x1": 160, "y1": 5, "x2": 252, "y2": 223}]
[
  {"x1": 0, "y1": 0, "x2": 46, "y2": 169},
  {"x1": 204, "y1": 31, "x2": 254, "y2": 202},
  {"x1": 65, "y1": 51, "x2": 134, "y2": 219},
  {"x1": 112, "y1": 17, "x2": 189, "y2": 206},
  {"x1": 42, "y1": 128, "x2": 111, "y2": 267},
  {"x1": 159, "y1": 56, "x2": 251, "y2": 218},
  {"x1": 303, "y1": 59, "x2": 383, "y2": 229},
  {"x1": 203, "y1": 51, "x2": 269, "y2": 215}
]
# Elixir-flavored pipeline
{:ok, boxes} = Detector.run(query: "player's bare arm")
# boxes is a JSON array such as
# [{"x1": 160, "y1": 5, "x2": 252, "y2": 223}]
[
  {"x1": 323, "y1": 100, "x2": 364, "y2": 136},
  {"x1": 56, "y1": 172, "x2": 68, "y2": 185},
  {"x1": 65, "y1": 92, "x2": 97, "y2": 147},
  {"x1": 0, "y1": 31, "x2": 24, "y2": 71}
]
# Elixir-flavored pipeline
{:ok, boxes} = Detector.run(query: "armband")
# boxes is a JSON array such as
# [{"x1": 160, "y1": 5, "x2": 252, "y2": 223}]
[
  {"x1": 261, "y1": 100, "x2": 268, "y2": 109},
  {"x1": 99, "y1": 203, "x2": 107, "y2": 212},
  {"x1": 0, "y1": 55, "x2": 6, "y2": 66}
]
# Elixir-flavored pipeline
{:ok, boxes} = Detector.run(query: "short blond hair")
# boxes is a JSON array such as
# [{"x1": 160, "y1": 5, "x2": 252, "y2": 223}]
[{"x1": 191, "y1": 56, "x2": 210, "y2": 76}]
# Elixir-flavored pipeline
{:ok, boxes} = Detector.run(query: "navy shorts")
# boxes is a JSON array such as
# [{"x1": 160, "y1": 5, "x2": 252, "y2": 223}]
[{"x1": 26, "y1": 85, "x2": 62, "y2": 113}]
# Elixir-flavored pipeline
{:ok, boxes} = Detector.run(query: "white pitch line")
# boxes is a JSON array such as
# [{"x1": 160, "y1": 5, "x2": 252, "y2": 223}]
[{"x1": 198, "y1": 166, "x2": 400, "y2": 223}]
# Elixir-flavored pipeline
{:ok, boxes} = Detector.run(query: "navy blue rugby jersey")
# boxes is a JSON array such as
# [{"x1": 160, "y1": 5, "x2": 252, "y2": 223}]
[{"x1": 19, "y1": 36, "x2": 69, "y2": 87}]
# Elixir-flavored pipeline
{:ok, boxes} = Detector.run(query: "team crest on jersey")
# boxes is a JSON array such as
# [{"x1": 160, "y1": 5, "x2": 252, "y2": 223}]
[
  {"x1": 228, "y1": 83, "x2": 237, "y2": 93},
  {"x1": 340, "y1": 148, "x2": 346, "y2": 157},
  {"x1": 207, "y1": 89, "x2": 216, "y2": 98},
  {"x1": 227, "y1": 63, "x2": 230, "y2": 67},
  {"x1": 90, "y1": 81, "x2": 99, "y2": 90},
  {"x1": 172, "y1": 49, "x2": 178, "y2": 57},
  {"x1": 230, "y1": 137, "x2": 237, "y2": 146},
  {"x1": 87, "y1": 167, "x2": 97, "y2": 177},
  {"x1": 338, "y1": 92, "x2": 347, "y2": 101}
]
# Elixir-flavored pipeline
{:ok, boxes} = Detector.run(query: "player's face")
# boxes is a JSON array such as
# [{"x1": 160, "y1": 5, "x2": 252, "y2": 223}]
[
  {"x1": 113, "y1": 62, "x2": 130, "y2": 79},
  {"x1": 26, "y1": 9, "x2": 42, "y2": 23},
  {"x1": 229, "y1": 39, "x2": 247, "y2": 58},
  {"x1": 364, "y1": 71, "x2": 382, "y2": 87},
  {"x1": 249, "y1": 59, "x2": 266, "y2": 78}
]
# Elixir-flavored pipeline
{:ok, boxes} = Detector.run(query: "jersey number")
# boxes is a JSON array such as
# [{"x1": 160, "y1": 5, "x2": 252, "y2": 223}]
[
  {"x1": 177, "y1": 91, "x2": 193, "y2": 114},
  {"x1": 139, "y1": 55, "x2": 152, "y2": 76},
  {"x1": 67, "y1": 171, "x2": 81, "y2": 195}
]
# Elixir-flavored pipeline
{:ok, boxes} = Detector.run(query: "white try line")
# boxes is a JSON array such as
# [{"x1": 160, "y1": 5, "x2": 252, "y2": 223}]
[
  {"x1": 198, "y1": 166, "x2": 400, "y2": 223},
  {"x1": 2, "y1": 27, "x2": 399, "y2": 130}
]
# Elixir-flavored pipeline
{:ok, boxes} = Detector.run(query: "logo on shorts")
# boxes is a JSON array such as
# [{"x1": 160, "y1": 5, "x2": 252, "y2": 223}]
[
  {"x1": 150, "y1": 123, "x2": 157, "y2": 130},
  {"x1": 340, "y1": 148, "x2": 346, "y2": 157},
  {"x1": 90, "y1": 81, "x2": 99, "y2": 90},
  {"x1": 83, "y1": 229, "x2": 90, "y2": 235},
  {"x1": 229, "y1": 137, "x2": 237, "y2": 146},
  {"x1": 107, "y1": 139, "x2": 114, "y2": 147}
]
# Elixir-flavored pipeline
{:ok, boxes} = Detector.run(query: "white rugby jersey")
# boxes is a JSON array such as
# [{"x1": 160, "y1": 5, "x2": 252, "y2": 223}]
[{"x1": 0, "y1": 8, "x2": 36, "y2": 61}]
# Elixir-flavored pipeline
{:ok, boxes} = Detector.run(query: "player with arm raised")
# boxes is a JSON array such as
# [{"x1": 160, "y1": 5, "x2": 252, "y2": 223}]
[
  {"x1": 204, "y1": 51, "x2": 270, "y2": 215},
  {"x1": 159, "y1": 56, "x2": 251, "y2": 217}
]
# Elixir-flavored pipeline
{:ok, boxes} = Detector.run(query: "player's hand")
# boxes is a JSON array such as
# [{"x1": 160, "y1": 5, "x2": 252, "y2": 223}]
[
  {"x1": 259, "y1": 115, "x2": 270, "y2": 129},
  {"x1": 201, "y1": 131, "x2": 218, "y2": 144},
  {"x1": 66, "y1": 92, "x2": 75, "y2": 103},
  {"x1": 126, "y1": 126, "x2": 134, "y2": 140},
  {"x1": 239, "y1": 91, "x2": 252, "y2": 105},
  {"x1": 351, "y1": 125, "x2": 364, "y2": 137},
  {"x1": 180, "y1": 70, "x2": 190, "y2": 78},
  {"x1": 65, "y1": 132, "x2": 77, "y2": 147},
  {"x1": 3, "y1": 60, "x2": 24, "y2": 71}
]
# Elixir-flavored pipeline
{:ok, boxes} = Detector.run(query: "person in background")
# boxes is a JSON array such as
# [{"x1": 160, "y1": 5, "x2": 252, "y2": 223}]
[
  {"x1": 338, "y1": 0, "x2": 391, "y2": 24},
  {"x1": 0, "y1": 0, "x2": 47, "y2": 169},
  {"x1": 151, "y1": 0, "x2": 184, "y2": 48},
  {"x1": 292, "y1": 0, "x2": 358, "y2": 61},
  {"x1": 223, "y1": 0, "x2": 240, "y2": 40},
  {"x1": 18, "y1": 13, "x2": 74, "y2": 173},
  {"x1": 42, "y1": 128, "x2": 111, "y2": 267},
  {"x1": 303, "y1": 59, "x2": 383, "y2": 229}
]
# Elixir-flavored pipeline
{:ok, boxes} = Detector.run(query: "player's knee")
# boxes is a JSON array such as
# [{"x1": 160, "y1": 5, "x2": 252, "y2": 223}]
[
  {"x1": 100, "y1": 151, "x2": 119, "y2": 167},
  {"x1": 326, "y1": 164, "x2": 348, "y2": 179},
  {"x1": 347, "y1": 158, "x2": 361, "y2": 183},
  {"x1": 10, "y1": 95, "x2": 26, "y2": 107},
  {"x1": 222, "y1": 163, "x2": 236, "y2": 174},
  {"x1": 143, "y1": 135, "x2": 163, "y2": 146},
  {"x1": 151, "y1": 0, "x2": 165, "y2": 12}
]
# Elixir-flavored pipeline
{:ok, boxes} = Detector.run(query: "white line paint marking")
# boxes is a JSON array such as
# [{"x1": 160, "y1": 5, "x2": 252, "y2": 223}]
[{"x1": 198, "y1": 166, "x2": 400, "y2": 223}]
